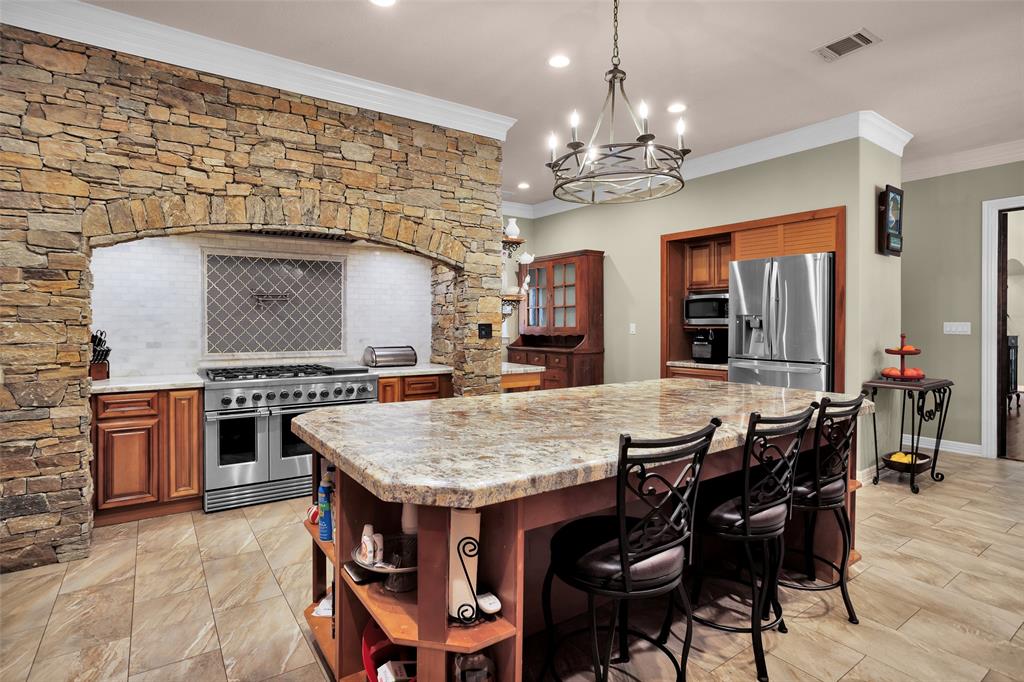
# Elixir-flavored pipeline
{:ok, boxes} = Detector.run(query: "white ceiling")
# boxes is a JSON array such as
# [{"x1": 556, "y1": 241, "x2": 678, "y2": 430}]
[{"x1": 86, "y1": 0, "x2": 1024, "y2": 204}]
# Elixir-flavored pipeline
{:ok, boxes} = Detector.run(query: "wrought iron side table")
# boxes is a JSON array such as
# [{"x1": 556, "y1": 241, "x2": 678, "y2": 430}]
[{"x1": 862, "y1": 378, "x2": 953, "y2": 494}]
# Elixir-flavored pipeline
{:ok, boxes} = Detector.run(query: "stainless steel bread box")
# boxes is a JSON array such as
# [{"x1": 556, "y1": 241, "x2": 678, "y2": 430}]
[{"x1": 362, "y1": 345, "x2": 417, "y2": 367}]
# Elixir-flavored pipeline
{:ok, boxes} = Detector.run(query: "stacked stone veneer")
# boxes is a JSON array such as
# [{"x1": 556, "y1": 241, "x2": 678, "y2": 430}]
[{"x1": 0, "y1": 26, "x2": 504, "y2": 571}]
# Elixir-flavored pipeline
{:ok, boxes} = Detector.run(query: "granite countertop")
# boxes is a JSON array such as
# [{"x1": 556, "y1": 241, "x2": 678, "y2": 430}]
[
  {"x1": 372, "y1": 363, "x2": 454, "y2": 378},
  {"x1": 502, "y1": 362, "x2": 545, "y2": 375},
  {"x1": 667, "y1": 360, "x2": 729, "y2": 371},
  {"x1": 293, "y1": 378, "x2": 874, "y2": 508},
  {"x1": 91, "y1": 373, "x2": 205, "y2": 394}
]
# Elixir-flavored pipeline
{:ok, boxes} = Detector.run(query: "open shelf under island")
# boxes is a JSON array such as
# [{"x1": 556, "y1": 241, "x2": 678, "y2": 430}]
[{"x1": 292, "y1": 379, "x2": 873, "y2": 681}]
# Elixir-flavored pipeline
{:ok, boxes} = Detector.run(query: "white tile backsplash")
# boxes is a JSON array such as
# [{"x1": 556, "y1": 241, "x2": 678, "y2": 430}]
[{"x1": 91, "y1": 234, "x2": 432, "y2": 377}]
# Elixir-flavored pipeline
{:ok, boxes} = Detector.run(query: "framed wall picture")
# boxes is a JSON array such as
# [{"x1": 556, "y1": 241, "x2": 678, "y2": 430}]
[{"x1": 877, "y1": 184, "x2": 904, "y2": 256}]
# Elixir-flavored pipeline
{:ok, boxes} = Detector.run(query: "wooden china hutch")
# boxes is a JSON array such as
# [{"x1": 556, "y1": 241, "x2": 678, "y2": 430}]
[{"x1": 509, "y1": 250, "x2": 604, "y2": 389}]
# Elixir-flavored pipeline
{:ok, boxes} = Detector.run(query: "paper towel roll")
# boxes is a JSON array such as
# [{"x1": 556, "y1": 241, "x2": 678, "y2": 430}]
[{"x1": 448, "y1": 508, "x2": 481, "y2": 622}]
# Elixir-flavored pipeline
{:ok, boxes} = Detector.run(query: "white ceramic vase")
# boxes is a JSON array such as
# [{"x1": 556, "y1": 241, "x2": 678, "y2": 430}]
[{"x1": 504, "y1": 218, "x2": 520, "y2": 239}]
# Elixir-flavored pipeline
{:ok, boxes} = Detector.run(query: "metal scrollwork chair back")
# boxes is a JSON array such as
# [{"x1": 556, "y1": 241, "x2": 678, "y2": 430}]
[
  {"x1": 740, "y1": 407, "x2": 816, "y2": 535},
  {"x1": 809, "y1": 392, "x2": 866, "y2": 500},
  {"x1": 615, "y1": 417, "x2": 721, "y2": 593}
]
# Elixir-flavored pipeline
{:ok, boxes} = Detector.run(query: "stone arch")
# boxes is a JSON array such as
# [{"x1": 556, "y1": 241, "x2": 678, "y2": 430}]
[{"x1": 81, "y1": 193, "x2": 469, "y2": 270}]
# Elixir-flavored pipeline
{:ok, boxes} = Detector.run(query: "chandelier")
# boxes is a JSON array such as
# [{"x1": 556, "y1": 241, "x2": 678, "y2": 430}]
[{"x1": 546, "y1": 0, "x2": 690, "y2": 204}]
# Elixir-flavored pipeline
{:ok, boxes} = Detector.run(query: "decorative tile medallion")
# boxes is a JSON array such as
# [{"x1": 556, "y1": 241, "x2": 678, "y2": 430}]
[{"x1": 205, "y1": 253, "x2": 345, "y2": 354}]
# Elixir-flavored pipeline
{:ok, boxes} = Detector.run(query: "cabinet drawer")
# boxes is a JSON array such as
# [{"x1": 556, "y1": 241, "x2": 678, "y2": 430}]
[
  {"x1": 402, "y1": 375, "x2": 441, "y2": 398},
  {"x1": 95, "y1": 392, "x2": 160, "y2": 419},
  {"x1": 546, "y1": 354, "x2": 567, "y2": 368},
  {"x1": 542, "y1": 368, "x2": 568, "y2": 389},
  {"x1": 508, "y1": 350, "x2": 528, "y2": 365},
  {"x1": 667, "y1": 366, "x2": 728, "y2": 381},
  {"x1": 528, "y1": 352, "x2": 546, "y2": 366}
]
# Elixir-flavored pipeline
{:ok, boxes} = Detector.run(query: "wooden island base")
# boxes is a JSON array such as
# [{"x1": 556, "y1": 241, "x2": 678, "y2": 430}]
[{"x1": 304, "y1": 441, "x2": 860, "y2": 682}]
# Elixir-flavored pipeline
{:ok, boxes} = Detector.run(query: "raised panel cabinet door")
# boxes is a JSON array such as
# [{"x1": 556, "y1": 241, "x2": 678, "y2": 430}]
[
  {"x1": 96, "y1": 416, "x2": 160, "y2": 509},
  {"x1": 733, "y1": 225, "x2": 783, "y2": 261},
  {"x1": 715, "y1": 239, "x2": 732, "y2": 288},
  {"x1": 164, "y1": 389, "x2": 201, "y2": 501},
  {"x1": 378, "y1": 377, "x2": 402, "y2": 403},
  {"x1": 402, "y1": 375, "x2": 441, "y2": 399},
  {"x1": 684, "y1": 241, "x2": 715, "y2": 289}
]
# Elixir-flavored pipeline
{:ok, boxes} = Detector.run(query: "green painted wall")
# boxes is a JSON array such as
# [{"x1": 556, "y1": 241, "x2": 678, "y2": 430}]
[{"x1": 901, "y1": 162, "x2": 1024, "y2": 446}]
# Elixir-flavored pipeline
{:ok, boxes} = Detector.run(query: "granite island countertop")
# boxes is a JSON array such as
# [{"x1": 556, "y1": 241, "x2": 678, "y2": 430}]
[{"x1": 293, "y1": 379, "x2": 872, "y2": 508}]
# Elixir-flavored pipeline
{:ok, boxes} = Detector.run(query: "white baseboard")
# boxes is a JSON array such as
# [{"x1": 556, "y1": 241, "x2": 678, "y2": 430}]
[{"x1": 900, "y1": 434, "x2": 988, "y2": 458}]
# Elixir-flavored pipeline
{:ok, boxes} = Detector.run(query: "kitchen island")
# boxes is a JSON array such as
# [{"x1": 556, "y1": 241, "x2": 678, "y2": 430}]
[{"x1": 292, "y1": 378, "x2": 872, "y2": 681}]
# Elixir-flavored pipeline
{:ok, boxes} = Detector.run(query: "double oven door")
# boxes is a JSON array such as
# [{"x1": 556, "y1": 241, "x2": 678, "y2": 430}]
[{"x1": 204, "y1": 401, "x2": 369, "y2": 493}]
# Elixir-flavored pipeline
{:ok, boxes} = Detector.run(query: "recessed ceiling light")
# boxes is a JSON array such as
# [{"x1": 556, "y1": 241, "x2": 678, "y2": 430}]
[
  {"x1": 667, "y1": 102, "x2": 687, "y2": 113},
  {"x1": 548, "y1": 54, "x2": 571, "y2": 69},
  {"x1": 369, "y1": 0, "x2": 396, "y2": 7},
  {"x1": 517, "y1": 182, "x2": 530, "y2": 190}
]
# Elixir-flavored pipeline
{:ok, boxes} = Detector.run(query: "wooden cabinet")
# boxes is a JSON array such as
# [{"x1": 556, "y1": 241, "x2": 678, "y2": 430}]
[
  {"x1": 733, "y1": 221, "x2": 837, "y2": 261},
  {"x1": 96, "y1": 416, "x2": 161, "y2": 509},
  {"x1": 376, "y1": 374, "x2": 452, "y2": 403},
  {"x1": 91, "y1": 387, "x2": 203, "y2": 522},
  {"x1": 685, "y1": 237, "x2": 731, "y2": 290},
  {"x1": 667, "y1": 365, "x2": 728, "y2": 381},
  {"x1": 378, "y1": 377, "x2": 401, "y2": 403},
  {"x1": 164, "y1": 389, "x2": 202, "y2": 500},
  {"x1": 512, "y1": 250, "x2": 604, "y2": 389}
]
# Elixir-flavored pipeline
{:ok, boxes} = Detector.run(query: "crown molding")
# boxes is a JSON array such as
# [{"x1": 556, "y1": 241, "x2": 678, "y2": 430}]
[
  {"x1": 2, "y1": 0, "x2": 517, "y2": 141},
  {"x1": 500, "y1": 202, "x2": 535, "y2": 219},
  {"x1": 513, "y1": 111, "x2": 913, "y2": 219},
  {"x1": 903, "y1": 139, "x2": 1024, "y2": 183}
]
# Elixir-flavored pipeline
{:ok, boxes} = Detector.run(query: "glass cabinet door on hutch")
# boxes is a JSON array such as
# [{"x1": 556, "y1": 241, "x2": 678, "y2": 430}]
[
  {"x1": 552, "y1": 260, "x2": 578, "y2": 330},
  {"x1": 526, "y1": 264, "x2": 548, "y2": 330}
]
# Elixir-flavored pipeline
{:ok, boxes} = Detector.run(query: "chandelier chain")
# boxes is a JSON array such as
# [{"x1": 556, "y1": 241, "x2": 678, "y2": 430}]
[{"x1": 611, "y1": 0, "x2": 620, "y2": 66}]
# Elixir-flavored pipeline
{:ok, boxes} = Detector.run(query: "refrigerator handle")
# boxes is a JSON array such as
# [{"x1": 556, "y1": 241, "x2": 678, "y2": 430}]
[
  {"x1": 761, "y1": 261, "x2": 773, "y2": 357},
  {"x1": 771, "y1": 260, "x2": 781, "y2": 356}
]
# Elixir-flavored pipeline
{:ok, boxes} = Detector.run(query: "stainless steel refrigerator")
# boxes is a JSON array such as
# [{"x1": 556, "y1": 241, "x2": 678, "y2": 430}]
[{"x1": 727, "y1": 252, "x2": 833, "y2": 391}]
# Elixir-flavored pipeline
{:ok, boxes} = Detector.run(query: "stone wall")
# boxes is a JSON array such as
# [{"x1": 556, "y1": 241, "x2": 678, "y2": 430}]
[{"x1": 0, "y1": 26, "x2": 504, "y2": 571}]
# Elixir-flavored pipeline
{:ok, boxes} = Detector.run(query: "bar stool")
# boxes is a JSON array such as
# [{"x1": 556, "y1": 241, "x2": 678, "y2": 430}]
[
  {"x1": 688, "y1": 406, "x2": 816, "y2": 682},
  {"x1": 541, "y1": 418, "x2": 721, "y2": 682},
  {"x1": 777, "y1": 393, "x2": 865, "y2": 624}
]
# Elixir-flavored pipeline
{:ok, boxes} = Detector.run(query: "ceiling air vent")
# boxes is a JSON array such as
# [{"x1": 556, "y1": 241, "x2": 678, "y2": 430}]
[{"x1": 814, "y1": 28, "x2": 881, "y2": 62}]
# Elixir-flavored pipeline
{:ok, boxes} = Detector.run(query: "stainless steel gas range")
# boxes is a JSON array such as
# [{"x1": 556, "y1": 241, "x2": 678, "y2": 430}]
[{"x1": 202, "y1": 363, "x2": 378, "y2": 512}]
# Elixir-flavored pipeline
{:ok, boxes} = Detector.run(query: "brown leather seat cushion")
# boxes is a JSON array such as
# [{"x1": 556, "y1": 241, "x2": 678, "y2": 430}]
[
  {"x1": 707, "y1": 496, "x2": 787, "y2": 535},
  {"x1": 792, "y1": 475, "x2": 846, "y2": 504},
  {"x1": 551, "y1": 515, "x2": 685, "y2": 588}
]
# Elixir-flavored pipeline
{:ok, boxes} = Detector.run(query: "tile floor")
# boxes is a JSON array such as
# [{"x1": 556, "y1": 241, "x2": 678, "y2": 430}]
[{"x1": 1, "y1": 453, "x2": 1023, "y2": 681}]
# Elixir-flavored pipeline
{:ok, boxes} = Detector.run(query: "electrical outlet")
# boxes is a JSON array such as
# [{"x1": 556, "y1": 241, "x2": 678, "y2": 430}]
[
  {"x1": 629, "y1": 323, "x2": 637, "y2": 335},
  {"x1": 477, "y1": 323, "x2": 492, "y2": 339},
  {"x1": 943, "y1": 322, "x2": 971, "y2": 335}
]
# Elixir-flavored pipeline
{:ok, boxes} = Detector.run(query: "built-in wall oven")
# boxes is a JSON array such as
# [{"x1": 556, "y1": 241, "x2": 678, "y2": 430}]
[{"x1": 203, "y1": 364, "x2": 378, "y2": 511}]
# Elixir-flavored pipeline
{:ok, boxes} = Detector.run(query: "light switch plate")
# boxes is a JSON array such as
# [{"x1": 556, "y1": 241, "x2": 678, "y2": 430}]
[
  {"x1": 629, "y1": 323, "x2": 637, "y2": 335},
  {"x1": 943, "y1": 322, "x2": 971, "y2": 335}
]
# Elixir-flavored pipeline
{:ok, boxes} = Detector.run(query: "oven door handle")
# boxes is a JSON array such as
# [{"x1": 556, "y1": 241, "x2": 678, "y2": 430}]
[
  {"x1": 205, "y1": 408, "x2": 270, "y2": 422},
  {"x1": 269, "y1": 401, "x2": 357, "y2": 416}
]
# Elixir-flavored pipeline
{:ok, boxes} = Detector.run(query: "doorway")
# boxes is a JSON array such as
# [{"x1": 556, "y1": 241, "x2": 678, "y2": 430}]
[{"x1": 998, "y1": 207, "x2": 1024, "y2": 460}]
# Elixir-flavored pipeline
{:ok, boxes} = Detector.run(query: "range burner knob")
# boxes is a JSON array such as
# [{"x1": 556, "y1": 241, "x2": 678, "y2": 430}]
[
  {"x1": 293, "y1": 390, "x2": 302, "y2": 399},
  {"x1": 333, "y1": 387, "x2": 344, "y2": 397},
  {"x1": 266, "y1": 392, "x2": 276, "y2": 400},
  {"x1": 345, "y1": 386, "x2": 355, "y2": 396},
  {"x1": 252, "y1": 393, "x2": 262, "y2": 401},
  {"x1": 319, "y1": 390, "x2": 330, "y2": 398},
  {"x1": 307, "y1": 391, "x2": 317, "y2": 400},
  {"x1": 236, "y1": 395, "x2": 247, "y2": 405},
  {"x1": 357, "y1": 384, "x2": 370, "y2": 394},
  {"x1": 221, "y1": 396, "x2": 232, "y2": 406}
]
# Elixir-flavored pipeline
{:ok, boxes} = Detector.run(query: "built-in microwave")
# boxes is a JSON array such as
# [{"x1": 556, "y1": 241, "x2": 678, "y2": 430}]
[{"x1": 684, "y1": 292, "x2": 729, "y2": 326}]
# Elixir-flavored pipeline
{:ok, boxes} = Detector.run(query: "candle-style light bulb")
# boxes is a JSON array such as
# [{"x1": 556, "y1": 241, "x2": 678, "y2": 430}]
[
  {"x1": 638, "y1": 100, "x2": 650, "y2": 136},
  {"x1": 676, "y1": 118, "x2": 686, "y2": 149},
  {"x1": 548, "y1": 132, "x2": 558, "y2": 163},
  {"x1": 569, "y1": 110, "x2": 580, "y2": 143}
]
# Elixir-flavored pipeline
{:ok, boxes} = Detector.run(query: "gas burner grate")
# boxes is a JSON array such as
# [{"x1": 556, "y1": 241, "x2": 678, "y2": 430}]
[{"x1": 205, "y1": 364, "x2": 344, "y2": 382}]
